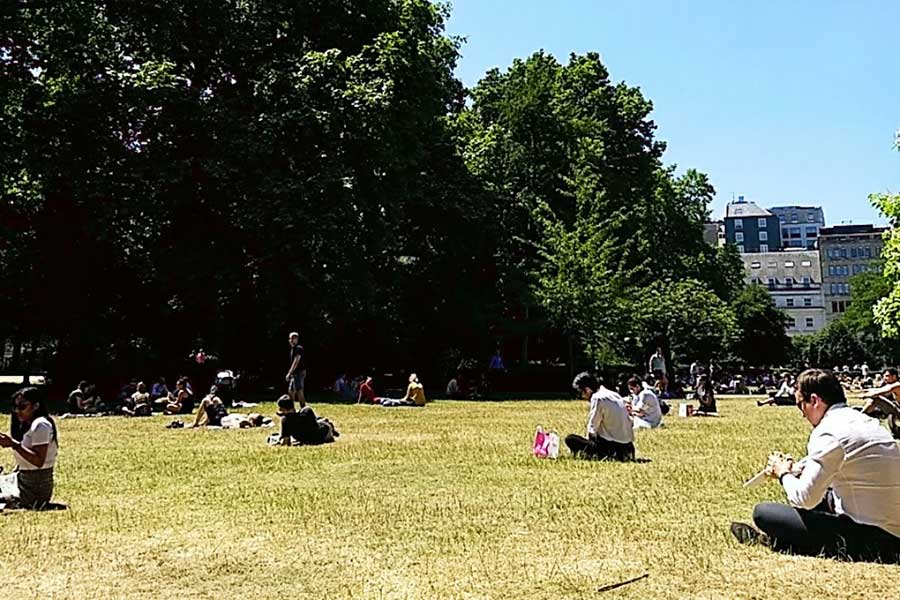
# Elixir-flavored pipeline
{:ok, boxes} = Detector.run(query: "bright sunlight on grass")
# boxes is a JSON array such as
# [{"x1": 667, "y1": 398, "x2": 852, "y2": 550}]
[{"x1": 1, "y1": 398, "x2": 898, "y2": 599}]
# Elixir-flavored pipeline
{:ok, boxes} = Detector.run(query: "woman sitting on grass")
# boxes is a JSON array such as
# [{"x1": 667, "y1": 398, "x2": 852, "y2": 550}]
[
  {"x1": 693, "y1": 374, "x2": 718, "y2": 416},
  {"x1": 0, "y1": 387, "x2": 59, "y2": 509},
  {"x1": 379, "y1": 374, "x2": 427, "y2": 407},
  {"x1": 122, "y1": 381, "x2": 152, "y2": 417},
  {"x1": 276, "y1": 396, "x2": 338, "y2": 445},
  {"x1": 191, "y1": 385, "x2": 229, "y2": 428},
  {"x1": 757, "y1": 373, "x2": 795, "y2": 407},
  {"x1": 159, "y1": 377, "x2": 194, "y2": 415}
]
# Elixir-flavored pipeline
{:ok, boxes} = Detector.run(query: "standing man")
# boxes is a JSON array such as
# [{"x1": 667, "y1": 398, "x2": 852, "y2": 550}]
[
  {"x1": 689, "y1": 360, "x2": 700, "y2": 386},
  {"x1": 648, "y1": 347, "x2": 666, "y2": 376},
  {"x1": 731, "y1": 369, "x2": 900, "y2": 561},
  {"x1": 565, "y1": 372, "x2": 635, "y2": 461},
  {"x1": 286, "y1": 332, "x2": 306, "y2": 408}
]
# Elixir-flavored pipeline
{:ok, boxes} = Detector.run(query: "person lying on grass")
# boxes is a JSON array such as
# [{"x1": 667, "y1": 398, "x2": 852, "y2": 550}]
[
  {"x1": 757, "y1": 373, "x2": 794, "y2": 407},
  {"x1": 378, "y1": 374, "x2": 427, "y2": 407},
  {"x1": 0, "y1": 387, "x2": 59, "y2": 509},
  {"x1": 565, "y1": 372, "x2": 635, "y2": 461},
  {"x1": 731, "y1": 369, "x2": 900, "y2": 562},
  {"x1": 626, "y1": 377, "x2": 662, "y2": 429},
  {"x1": 191, "y1": 385, "x2": 229, "y2": 428},
  {"x1": 276, "y1": 396, "x2": 338, "y2": 445}
]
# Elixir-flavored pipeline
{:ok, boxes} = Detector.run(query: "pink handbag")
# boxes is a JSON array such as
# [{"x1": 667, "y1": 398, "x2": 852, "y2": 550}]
[{"x1": 533, "y1": 426, "x2": 560, "y2": 459}]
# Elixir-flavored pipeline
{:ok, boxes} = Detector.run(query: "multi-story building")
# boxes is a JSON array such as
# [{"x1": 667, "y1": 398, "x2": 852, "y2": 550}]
[
  {"x1": 703, "y1": 220, "x2": 724, "y2": 247},
  {"x1": 770, "y1": 206, "x2": 825, "y2": 250},
  {"x1": 819, "y1": 224, "x2": 887, "y2": 322},
  {"x1": 742, "y1": 250, "x2": 827, "y2": 336},
  {"x1": 724, "y1": 198, "x2": 782, "y2": 253}
]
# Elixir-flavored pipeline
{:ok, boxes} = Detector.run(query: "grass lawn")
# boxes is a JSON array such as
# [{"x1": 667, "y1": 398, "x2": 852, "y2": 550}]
[{"x1": 1, "y1": 397, "x2": 898, "y2": 599}]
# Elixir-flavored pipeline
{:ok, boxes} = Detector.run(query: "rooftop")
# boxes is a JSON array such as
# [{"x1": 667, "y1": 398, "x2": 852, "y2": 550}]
[
  {"x1": 819, "y1": 224, "x2": 888, "y2": 236},
  {"x1": 725, "y1": 201, "x2": 772, "y2": 219}
]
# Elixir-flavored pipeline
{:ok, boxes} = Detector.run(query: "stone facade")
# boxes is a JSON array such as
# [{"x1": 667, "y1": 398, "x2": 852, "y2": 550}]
[
  {"x1": 741, "y1": 250, "x2": 826, "y2": 336},
  {"x1": 818, "y1": 224, "x2": 887, "y2": 322}
]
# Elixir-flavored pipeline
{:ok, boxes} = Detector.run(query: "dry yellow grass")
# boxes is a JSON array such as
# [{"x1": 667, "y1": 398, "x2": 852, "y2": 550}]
[{"x1": 0, "y1": 398, "x2": 897, "y2": 599}]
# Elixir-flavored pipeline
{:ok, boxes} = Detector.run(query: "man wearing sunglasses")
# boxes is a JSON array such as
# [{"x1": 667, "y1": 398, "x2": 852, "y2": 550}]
[{"x1": 731, "y1": 369, "x2": 900, "y2": 561}]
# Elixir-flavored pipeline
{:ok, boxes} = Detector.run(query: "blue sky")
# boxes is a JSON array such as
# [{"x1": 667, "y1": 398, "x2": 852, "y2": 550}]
[{"x1": 446, "y1": 0, "x2": 899, "y2": 225}]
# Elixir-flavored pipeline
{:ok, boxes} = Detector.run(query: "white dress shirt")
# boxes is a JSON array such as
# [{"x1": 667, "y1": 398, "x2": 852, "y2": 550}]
[
  {"x1": 632, "y1": 389, "x2": 662, "y2": 428},
  {"x1": 781, "y1": 404, "x2": 900, "y2": 537},
  {"x1": 587, "y1": 386, "x2": 634, "y2": 444}
]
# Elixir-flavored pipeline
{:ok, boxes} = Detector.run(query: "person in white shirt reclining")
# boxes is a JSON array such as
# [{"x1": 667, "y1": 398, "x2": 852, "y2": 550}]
[
  {"x1": 731, "y1": 369, "x2": 900, "y2": 562},
  {"x1": 626, "y1": 377, "x2": 662, "y2": 429},
  {"x1": 565, "y1": 372, "x2": 635, "y2": 461}
]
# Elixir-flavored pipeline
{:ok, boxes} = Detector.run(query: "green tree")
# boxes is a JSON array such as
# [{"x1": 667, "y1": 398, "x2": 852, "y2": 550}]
[{"x1": 729, "y1": 284, "x2": 791, "y2": 366}]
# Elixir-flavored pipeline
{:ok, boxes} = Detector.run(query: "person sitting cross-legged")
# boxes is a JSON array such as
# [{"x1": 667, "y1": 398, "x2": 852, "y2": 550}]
[
  {"x1": 565, "y1": 372, "x2": 635, "y2": 461},
  {"x1": 731, "y1": 369, "x2": 900, "y2": 562},
  {"x1": 627, "y1": 377, "x2": 662, "y2": 429}
]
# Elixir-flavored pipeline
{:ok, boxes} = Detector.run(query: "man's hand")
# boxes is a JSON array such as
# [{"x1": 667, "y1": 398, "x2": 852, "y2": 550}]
[
  {"x1": 0, "y1": 433, "x2": 12, "y2": 448},
  {"x1": 765, "y1": 452, "x2": 795, "y2": 480},
  {"x1": 285, "y1": 373, "x2": 292, "y2": 383}
]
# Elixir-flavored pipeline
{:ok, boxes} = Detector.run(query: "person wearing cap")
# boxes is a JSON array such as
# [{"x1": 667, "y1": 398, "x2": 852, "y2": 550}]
[
  {"x1": 731, "y1": 369, "x2": 900, "y2": 561},
  {"x1": 276, "y1": 396, "x2": 337, "y2": 445},
  {"x1": 565, "y1": 372, "x2": 635, "y2": 461},
  {"x1": 286, "y1": 331, "x2": 306, "y2": 408}
]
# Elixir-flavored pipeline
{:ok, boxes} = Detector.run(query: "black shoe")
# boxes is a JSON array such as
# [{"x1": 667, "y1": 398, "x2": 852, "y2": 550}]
[{"x1": 731, "y1": 522, "x2": 762, "y2": 546}]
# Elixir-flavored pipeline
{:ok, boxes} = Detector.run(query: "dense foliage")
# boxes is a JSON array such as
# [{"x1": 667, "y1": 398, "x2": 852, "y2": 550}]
[{"x1": 1, "y1": 1, "x2": 826, "y2": 385}]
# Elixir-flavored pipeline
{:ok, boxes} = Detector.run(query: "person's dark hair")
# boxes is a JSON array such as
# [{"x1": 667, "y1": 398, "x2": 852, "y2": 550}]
[
  {"x1": 78, "y1": 380, "x2": 88, "y2": 390},
  {"x1": 277, "y1": 395, "x2": 295, "y2": 412},
  {"x1": 796, "y1": 369, "x2": 846, "y2": 406},
  {"x1": 627, "y1": 377, "x2": 642, "y2": 389},
  {"x1": 572, "y1": 372, "x2": 599, "y2": 393},
  {"x1": 11, "y1": 387, "x2": 58, "y2": 443},
  {"x1": 884, "y1": 368, "x2": 898, "y2": 378}
]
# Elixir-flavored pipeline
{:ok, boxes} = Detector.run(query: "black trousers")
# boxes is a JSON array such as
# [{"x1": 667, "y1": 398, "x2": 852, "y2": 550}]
[
  {"x1": 565, "y1": 434, "x2": 635, "y2": 461},
  {"x1": 753, "y1": 501, "x2": 900, "y2": 562}
]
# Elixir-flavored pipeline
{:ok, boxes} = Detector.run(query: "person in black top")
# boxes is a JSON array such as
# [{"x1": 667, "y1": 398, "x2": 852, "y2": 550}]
[
  {"x1": 191, "y1": 386, "x2": 228, "y2": 427},
  {"x1": 286, "y1": 331, "x2": 307, "y2": 408},
  {"x1": 276, "y1": 396, "x2": 337, "y2": 445}
]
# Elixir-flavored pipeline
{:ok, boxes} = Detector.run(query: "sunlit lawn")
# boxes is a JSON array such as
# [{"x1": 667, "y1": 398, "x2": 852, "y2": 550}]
[{"x1": 1, "y1": 397, "x2": 897, "y2": 599}]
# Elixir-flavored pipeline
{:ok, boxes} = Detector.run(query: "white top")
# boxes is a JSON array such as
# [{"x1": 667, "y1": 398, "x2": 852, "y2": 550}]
[
  {"x1": 587, "y1": 386, "x2": 634, "y2": 444},
  {"x1": 649, "y1": 354, "x2": 666, "y2": 373},
  {"x1": 690, "y1": 362, "x2": 699, "y2": 375},
  {"x1": 776, "y1": 381, "x2": 793, "y2": 396},
  {"x1": 781, "y1": 404, "x2": 900, "y2": 538},
  {"x1": 632, "y1": 389, "x2": 662, "y2": 427},
  {"x1": 16, "y1": 417, "x2": 58, "y2": 471}
]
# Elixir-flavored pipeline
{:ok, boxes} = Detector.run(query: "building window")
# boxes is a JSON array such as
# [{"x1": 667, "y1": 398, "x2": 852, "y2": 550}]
[
  {"x1": 767, "y1": 261, "x2": 777, "y2": 268},
  {"x1": 750, "y1": 262, "x2": 761, "y2": 269},
  {"x1": 784, "y1": 261, "x2": 794, "y2": 268},
  {"x1": 832, "y1": 300, "x2": 848, "y2": 314},
  {"x1": 807, "y1": 214, "x2": 816, "y2": 222},
  {"x1": 767, "y1": 277, "x2": 776, "y2": 289},
  {"x1": 758, "y1": 218, "x2": 767, "y2": 228},
  {"x1": 804, "y1": 297, "x2": 812, "y2": 307},
  {"x1": 785, "y1": 277, "x2": 794, "y2": 288},
  {"x1": 788, "y1": 318, "x2": 797, "y2": 329},
  {"x1": 805, "y1": 317, "x2": 814, "y2": 328},
  {"x1": 792, "y1": 213, "x2": 799, "y2": 222},
  {"x1": 801, "y1": 276, "x2": 811, "y2": 286},
  {"x1": 851, "y1": 247, "x2": 858, "y2": 258},
  {"x1": 801, "y1": 260, "x2": 812, "y2": 267},
  {"x1": 759, "y1": 243, "x2": 769, "y2": 252},
  {"x1": 735, "y1": 232, "x2": 744, "y2": 242},
  {"x1": 786, "y1": 298, "x2": 794, "y2": 307},
  {"x1": 737, "y1": 245, "x2": 745, "y2": 254},
  {"x1": 864, "y1": 247, "x2": 872, "y2": 258},
  {"x1": 734, "y1": 219, "x2": 743, "y2": 230},
  {"x1": 759, "y1": 231, "x2": 768, "y2": 242},
  {"x1": 779, "y1": 215, "x2": 786, "y2": 223},
  {"x1": 841, "y1": 248, "x2": 848, "y2": 258},
  {"x1": 805, "y1": 227, "x2": 817, "y2": 236}
]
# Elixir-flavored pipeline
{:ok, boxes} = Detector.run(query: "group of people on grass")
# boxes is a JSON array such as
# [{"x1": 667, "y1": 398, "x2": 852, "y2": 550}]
[{"x1": 4, "y1": 328, "x2": 900, "y2": 565}]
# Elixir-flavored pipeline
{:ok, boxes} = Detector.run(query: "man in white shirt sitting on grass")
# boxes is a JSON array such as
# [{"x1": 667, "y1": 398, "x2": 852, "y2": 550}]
[
  {"x1": 627, "y1": 377, "x2": 662, "y2": 429},
  {"x1": 565, "y1": 372, "x2": 635, "y2": 461},
  {"x1": 731, "y1": 368, "x2": 900, "y2": 562}
]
